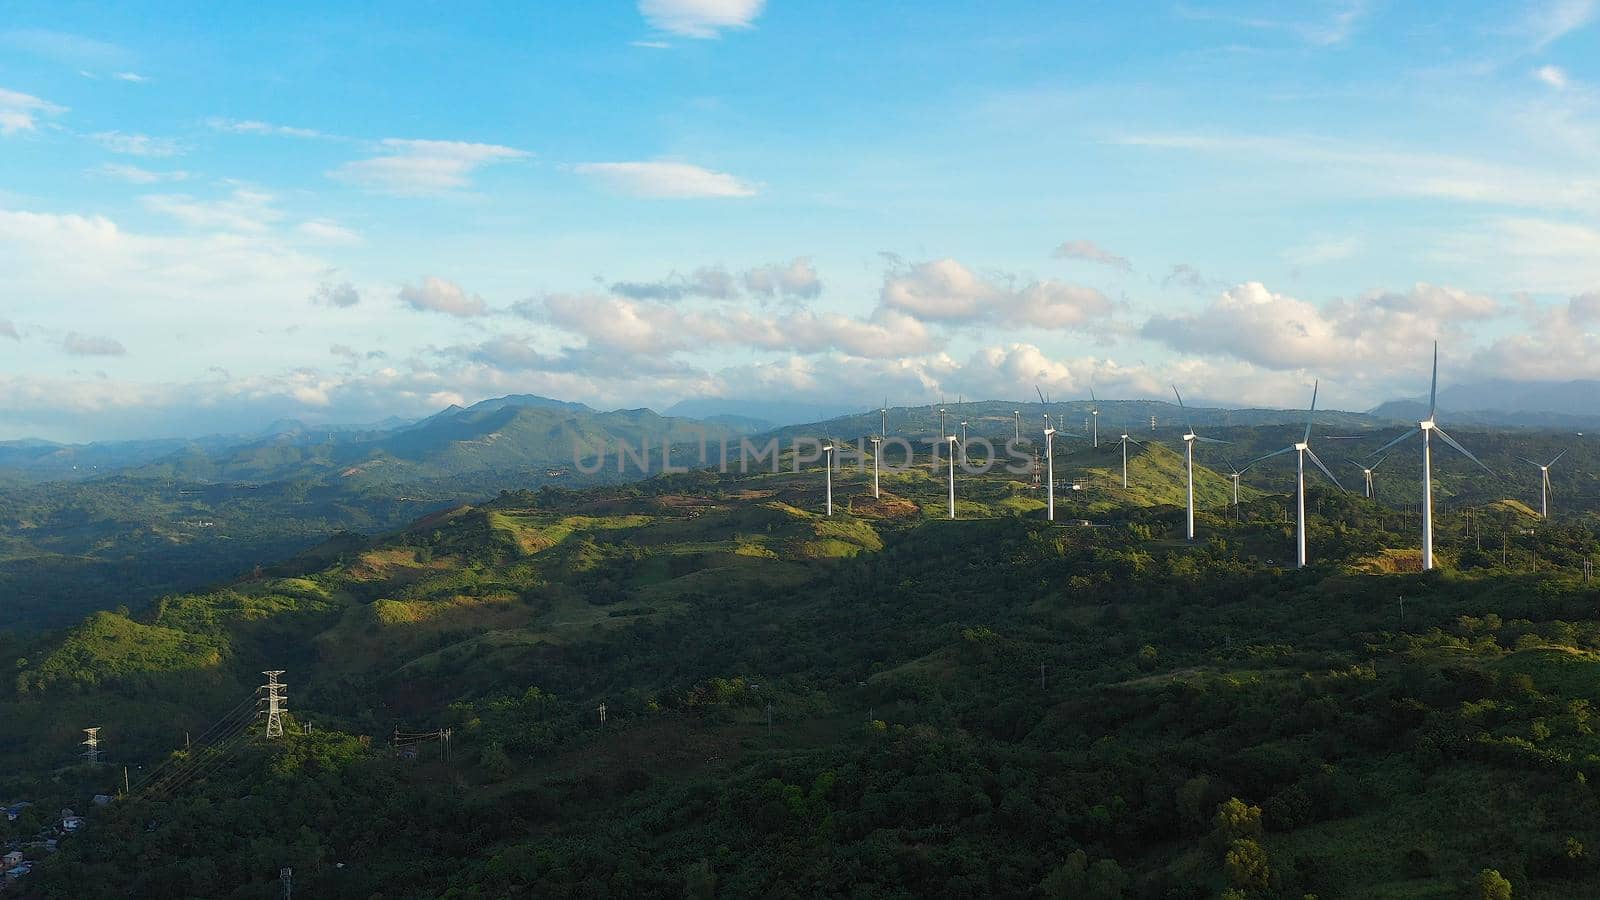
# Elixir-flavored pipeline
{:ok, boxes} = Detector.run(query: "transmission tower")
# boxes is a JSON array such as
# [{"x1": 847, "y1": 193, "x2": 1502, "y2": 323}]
[
  {"x1": 262, "y1": 671, "x2": 287, "y2": 738},
  {"x1": 81, "y1": 727, "x2": 102, "y2": 765}
]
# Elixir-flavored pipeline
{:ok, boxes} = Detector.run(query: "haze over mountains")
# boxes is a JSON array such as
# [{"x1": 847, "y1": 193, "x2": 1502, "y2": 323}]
[{"x1": 7, "y1": 380, "x2": 1598, "y2": 485}]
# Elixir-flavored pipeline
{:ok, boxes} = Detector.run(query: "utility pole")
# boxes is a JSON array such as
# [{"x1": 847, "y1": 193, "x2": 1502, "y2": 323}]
[
  {"x1": 1040, "y1": 661, "x2": 1046, "y2": 690},
  {"x1": 81, "y1": 727, "x2": 101, "y2": 765},
  {"x1": 123, "y1": 766, "x2": 130, "y2": 797},
  {"x1": 262, "y1": 670, "x2": 287, "y2": 739},
  {"x1": 598, "y1": 702, "x2": 607, "y2": 731},
  {"x1": 280, "y1": 866, "x2": 292, "y2": 900},
  {"x1": 1585, "y1": 559, "x2": 1593, "y2": 583},
  {"x1": 1398, "y1": 595, "x2": 1404, "y2": 628}
]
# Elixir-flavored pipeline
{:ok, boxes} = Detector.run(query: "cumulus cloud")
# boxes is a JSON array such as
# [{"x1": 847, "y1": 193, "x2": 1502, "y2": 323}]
[
  {"x1": 1052, "y1": 239, "x2": 1132, "y2": 272},
  {"x1": 573, "y1": 161, "x2": 757, "y2": 198},
  {"x1": 880, "y1": 258, "x2": 1113, "y2": 329},
  {"x1": 332, "y1": 139, "x2": 528, "y2": 195},
  {"x1": 62, "y1": 331, "x2": 126, "y2": 356},
  {"x1": 399, "y1": 276, "x2": 487, "y2": 317},
  {"x1": 638, "y1": 0, "x2": 764, "y2": 38},
  {"x1": 91, "y1": 130, "x2": 181, "y2": 156},
  {"x1": 1142, "y1": 281, "x2": 1500, "y2": 373},
  {"x1": 311, "y1": 280, "x2": 360, "y2": 308},
  {"x1": 538, "y1": 292, "x2": 935, "y2": 358},
  {"x1": 744, "y1": 257, "x2": 822, "y2": 300}
]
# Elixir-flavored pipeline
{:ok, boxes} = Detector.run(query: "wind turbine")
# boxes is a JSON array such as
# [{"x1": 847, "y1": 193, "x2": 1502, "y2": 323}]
[
  {"x1": 1371, "y1": 342, "x2": 1495, "y2": 571},
  {"x1": 869, "y1": 436, "x2": 882, "y2": 499},
  {"x1": 822, "y1": 440, "x2": 835, "y2": 516},
  {"x1": 1116, "y1": 430, "x2": 1146, "y2": 489},
  {"x1": 1224, "y1": 462, "x2": 1252, "y2": 507},
  {"x1": 1012, "y1": 409, "x2": 1021, "y2": 444},
  {"x1": 1038, "y1": 386, "x2": 1056, "y2": 521},
  {"x1": 880, "y1": 399, "x2": 888, "y2": 437},
  {"x1": 1248, "y1": 381, "x2": 1346, "y2": 568},
  {"x1": 945, "y1": 433, "x2": 958, "y2": 519},
  {"x1": 1517, "y1": 450, "x2": 1566, "y2": 519},
  {"x1": 1089, "y1": 386, "x2": 1100, "y2": 448},
  {"x1": 1349, "y1": 454, "x2": 1389, "y2": 500},
  {"x1": 1172, "y1": 385, "x2": 1230, "y2": 541}
]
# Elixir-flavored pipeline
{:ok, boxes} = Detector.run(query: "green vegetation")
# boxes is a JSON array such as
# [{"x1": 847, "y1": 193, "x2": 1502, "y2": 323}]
[{"x1": 4, "y1": 416, "x2": 1600, "y2": 897}]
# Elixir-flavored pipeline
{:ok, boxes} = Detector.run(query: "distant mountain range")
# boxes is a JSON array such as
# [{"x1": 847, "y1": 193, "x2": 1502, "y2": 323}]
[{"x1": 1371, "y1": 379, "x2": 1600, "y2": 429}]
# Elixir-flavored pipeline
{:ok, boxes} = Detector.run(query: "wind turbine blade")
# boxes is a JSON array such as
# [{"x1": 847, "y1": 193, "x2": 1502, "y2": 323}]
[
  {"x1": 1549, "y1": 449, "x2": 1568, "y2": 467},
  {"x1": 1432, "y1": 426, "x2": 1495, "y2": 476},
  {"x1": 1035, "y1": 385, "x2": 1047, "y2": 406},
  {"x1": 1247, "y1": 445, "x2": 1297, "y2": 467},
  {"x1": 1090, "y1": 385, "x2": 1098, "y2": 404},
  {"x1": 1195, "y1": 436, "x2": 1232, "y2": 445},
  {"x1": 1305, "y1": 446, "x2": 1346, "y2": 492},
  {"x1": 1515, "y1": 456, "x2": 1541, "y2": 468},
  {"x1": 1369, "y1": 453, "x2": 1390, "y2": 471},
  {"x1": 1171, "y1": 384, "x2": 1196, "y2": 433},
  {"x1": 1371, "y1": 428, "x2": 1420, "y2": 457},
  {"x1": 1303, "y1": 380, "x2": 1319, "y2": 445},
  {"x1": 1428, "y1": 341, "x2": 1438, "y2": 420}
]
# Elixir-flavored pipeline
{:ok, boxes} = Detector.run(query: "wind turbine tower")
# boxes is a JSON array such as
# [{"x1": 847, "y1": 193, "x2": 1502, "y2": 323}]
[
  {"x1": 823, "y1": 441, "x2": 835, "y2": 516},
  {"x1": 1519, "y1": 450, "x2": 1567, "y2": 519},
  {"x1": 1350, "y1": 454, "x2": 1389, "y2": 500},
  {"x1": 1089, "y1": 387, "x2": 1100, "y2": 448},
  {"x1": 1172, "y1": 385, "x2": 1230, "y2": 542},
  {"x1": 869, "y1": 436, "x2": 881, "y2": 499},
  {"x1": 946, "y1": 434, "x2": 957, "y2": 519},
  {"x1": 1372, "y1": 343, "x2": 1494, "y2": 570},
  {"x1": 1038, "y1": 386, "x2": 1056, "y2": 521},
  {"x1": 1249, "y1": 381, "x2": 1345, "y2": 568},
  {"x1": 1013, "y1": 410, "x2": 1020, "y2": 443}
]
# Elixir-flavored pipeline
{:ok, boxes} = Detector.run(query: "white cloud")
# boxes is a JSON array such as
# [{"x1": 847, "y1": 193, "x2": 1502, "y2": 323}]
[
  {"x1": 142, "y1": 188, "x2": 281, "y2": 232},
  {"x1": 297, "y1": 219, "x2": 362, "y2": 245},
  {"x1": 62, "y1": 332, "x2": 126, "y2": 356},
  {"x1": 112, "y1": 71, "x2": 148, "y2": 83},
  {"x1": 311, "y1": 281, "x2": 361, "y2": 308},
  {"x1": 1052, "y1": 239, "x2": 1132, "y2": 272},
  {"x1": 880, "y1": 258, "x2": 1114, "y2": 329},
  {"x1": 638, "y1": 0, "x2": 764, "y2": 38},
  {"x1": 207, "y1": 117, "x2": 322, "y2": 138},
  {"x1": 573, "y1": 161, "x2": 757, "y2": 198},
  {"x1": 1535, "y1": 64, "x2": 1570, "y2": 89},
  {"x1": 1523, "y1": 0, "x2": 1597, "y2": 51},
  {"x1": 1142, "y1": 281, "x2": 1499, "y2": 374},
  {"x1": 399, "y1": 276, "x2": 487, "y2": 317},
  {"x1": 1571, "y1": 291, "x2": 1600, "y2": 322},
  {"x1": 92, "y1": 163, "x2": 189, "y2": 184},
  {"x1": 744, "y1": 257, "x2": 822, "y2": 300},
  {"x1": 612, "y1": 265, "x2": 739, "y2": 300},
  {"x1": 0, "y1": 318, "x2": 17, "y2": 339},
  {"x1": 332, "y1": 139, "x2": 528, "y2": 195},
  {"x1": 1435, "y1": 216, "x2": 1600, "y2": 293},
  {"x1": 0, "y1": 87, "x2": 66, "y2": 136},
  {"x1": 91, "y1": 130, "x2": 182, "y2": 157}
]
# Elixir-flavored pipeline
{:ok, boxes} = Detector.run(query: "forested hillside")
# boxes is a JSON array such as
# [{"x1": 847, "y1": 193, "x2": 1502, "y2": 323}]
[{"x1": 4, "y1": 438, "x2": 1600, "y2": 898}]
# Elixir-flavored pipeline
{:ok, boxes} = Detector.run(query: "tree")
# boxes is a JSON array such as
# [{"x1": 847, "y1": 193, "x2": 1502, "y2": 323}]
[
  {"x1": 1476, "y1": 868, "x2": 1512, "y2": 900},
  {"x1": 479, "y1": 740, "x2": 513, "y2": 781},
  {"x1": 1225, "y1": 838, "x2": 1271, "y2": 891},
  {"x1": 1214, "y1": 797, "x2": 1264, "y2": 846}
]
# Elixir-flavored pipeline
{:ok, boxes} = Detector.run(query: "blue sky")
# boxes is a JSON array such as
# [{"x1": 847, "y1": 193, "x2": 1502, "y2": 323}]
[{"x1": 2, "y1": 1, "x2": 1598, "y2": 440}]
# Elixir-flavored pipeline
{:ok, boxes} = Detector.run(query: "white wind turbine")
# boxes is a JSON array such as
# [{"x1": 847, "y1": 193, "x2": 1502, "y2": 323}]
[
  {"x1": 880, "y1": 398, "x2": 888, "y2": 437},
  {"x1": 870, "y1": 436, "x2": 882, "y2": 499},
  {"x1": 1116, "y1": 429, "x2": 1147, "y2": 489},
  {"x1": 1248, "y1": 381, "x2": 1346, "y2": 569},
  {"x1": 1089, "y1": 386, "x2": 1100, "y2": 448},
  {"x1": 945, "y1": 433, "x2": 958, "y2": 519},
  {"x1": 1517, "y1": 450, "x2": 1566, "y2": 519},
  {"x1": 1037, "y1": 386, "x2": 1057, "y2": 521},
  {"x1": 1224, "y1": 461, "x2": 1253, "y2": 507},
  {"x1": 1371, "y1": 342, "x2": 1495, "y2": 571},
  {"x1": 1172, "y1": 385, "x2": 1230, "y2": 541},
  {"x1": 1013, "y1": 409, "x2": 1021, "y2": 444},
  {"x1": 822, "y1": 440, "x2": 835, "y2": 516},
  {"x1": 1349, "y1": 454, "x2": 1390, "y2": 500}
]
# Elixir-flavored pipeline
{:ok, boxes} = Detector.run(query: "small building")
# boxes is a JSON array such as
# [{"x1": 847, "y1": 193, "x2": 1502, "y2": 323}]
[
  {"x1": 1, "y1": 852, "x2": 21, "y2": 868},
  {"x1": 60, "y1": 816, "x2": 84, "y2": 833},
  {"x1": 92, "y1": 795, "x2": 113, "y2": 807},
  {"x1": 3, "y1": 803, "x2": 30, "y2": 822}
]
